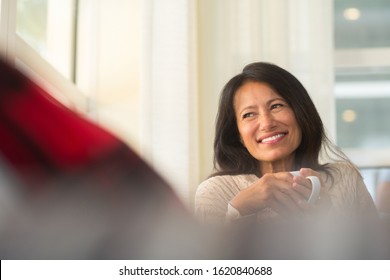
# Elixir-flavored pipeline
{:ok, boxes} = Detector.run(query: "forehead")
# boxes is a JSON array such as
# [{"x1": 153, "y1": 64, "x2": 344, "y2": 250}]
[{"x1": 233, "y1": 81, "x2": 282, "y2": 108}]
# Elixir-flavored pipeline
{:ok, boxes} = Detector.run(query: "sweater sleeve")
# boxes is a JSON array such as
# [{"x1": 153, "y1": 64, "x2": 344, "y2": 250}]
[{"x1": 194, "y1": 176, "x2": 243, "y2": 224}]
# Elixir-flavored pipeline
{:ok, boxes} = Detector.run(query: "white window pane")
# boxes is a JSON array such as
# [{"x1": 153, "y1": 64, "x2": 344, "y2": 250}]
[
  {"x1": 16, "y1": 0, "x2": 76, "y2": 80},
  {"x1": 334, "y1": 0, "x2": 390, "y2": 160}
]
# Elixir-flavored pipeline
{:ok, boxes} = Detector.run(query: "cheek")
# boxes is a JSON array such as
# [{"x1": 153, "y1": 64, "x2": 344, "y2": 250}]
[{"x1": 237, "y1": 123, "x2": 255, "y2": 144}]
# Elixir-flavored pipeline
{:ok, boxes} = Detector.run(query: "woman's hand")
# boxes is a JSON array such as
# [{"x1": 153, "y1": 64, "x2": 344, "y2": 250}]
[
  {"x1": 292, "y1": 168, "x2": 332, "y2": 215},
  {"x1": 230, "y1": 172, "x2": 307, "y2": 217}
]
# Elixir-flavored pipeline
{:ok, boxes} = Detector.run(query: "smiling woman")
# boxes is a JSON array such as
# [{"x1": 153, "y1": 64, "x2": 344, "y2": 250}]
[{"x1": 194, "y1": 62, "x2": 378, "y2": 225}]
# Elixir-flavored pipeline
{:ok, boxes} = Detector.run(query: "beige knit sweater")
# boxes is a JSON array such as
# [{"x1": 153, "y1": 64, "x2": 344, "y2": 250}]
[{"x1": 195, "y1": 162, "x2": 378, "y2": 224}]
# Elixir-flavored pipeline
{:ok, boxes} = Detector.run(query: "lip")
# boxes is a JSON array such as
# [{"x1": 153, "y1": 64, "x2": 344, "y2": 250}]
[{"x1": 257, "y1": 132, "x2": 288, "y2": 144}]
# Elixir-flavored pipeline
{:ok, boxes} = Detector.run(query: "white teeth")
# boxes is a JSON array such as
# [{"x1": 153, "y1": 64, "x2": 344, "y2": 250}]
[{"x1": 261, "y1": 133, "x2": 285, "y2": 143}]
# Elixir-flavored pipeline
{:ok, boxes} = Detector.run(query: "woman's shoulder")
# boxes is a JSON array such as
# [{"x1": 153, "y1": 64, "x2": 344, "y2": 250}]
[
  {"x1": 322, "y1": 161, "x2": 367, "y2": 194},
  {"x1": 324, "y1": 161, "x2": 361, "y2": 177},
  {"x1": 322, "y1": 161, "x2": 378, "y2": 216}
]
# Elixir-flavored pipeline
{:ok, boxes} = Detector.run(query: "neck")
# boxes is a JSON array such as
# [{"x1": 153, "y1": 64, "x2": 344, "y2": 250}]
[{"x1": 259, "y1": 157, "x2": 295, "y2": 175}]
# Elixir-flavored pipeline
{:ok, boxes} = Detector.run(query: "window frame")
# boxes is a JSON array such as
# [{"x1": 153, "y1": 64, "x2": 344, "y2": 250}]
[{"x1": 0, "y1": 0, "x2": 88, "y2": 112}]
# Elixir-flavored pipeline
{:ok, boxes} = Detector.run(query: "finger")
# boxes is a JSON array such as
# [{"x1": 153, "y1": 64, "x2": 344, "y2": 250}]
[
  {"x1": 292, "y1": 176, "x2": 312, "y2": 200},
  {"x1": 287, "y1": 186, "x2": 310, "y2": 208},
  {"x1": 272, "y1": 171, "x2": 295, "y2": 183},
  {"x1": 299, "y1": 168, "x2": 321, "y2": 180},
  {"x1": 273, "y1": 191, "x2": 303, "y2": 215},
  {"x1": 261, "y1": 173, "x2": 307, "y2": 214},
  {"x1": 294, "y1": 173, "x2": 324, "y2": 202},
  {"x1": 267, "y1": 199, "x2": 292, "y2": 218},
  {"x1": 292, "y1": 182, "x2": 312, "y2": 201},
  {"x1": 268, "y1": 172, "x2": 308, "y2": 207},
  {"x1": 293, "y1": 175, "x2": 312, "y2": 190}
]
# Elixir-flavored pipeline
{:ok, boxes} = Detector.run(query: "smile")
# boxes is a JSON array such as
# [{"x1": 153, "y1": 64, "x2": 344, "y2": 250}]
[{"x1": 259, "y1": 133, "x2": 287, "y2": 144}]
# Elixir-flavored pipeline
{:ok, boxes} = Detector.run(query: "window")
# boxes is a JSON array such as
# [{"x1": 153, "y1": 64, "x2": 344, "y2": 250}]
[
  {"x1": 16, "y1": 0, "x2": 77, "y2": 80},
  {"x1": 334, "y1": 0, "x2": 390, "y2": 164},
  {"x1": 335, "y1": 0, "x2": 390, "y2": 49},
  {"x1": 0, "y1": 0, "x2": 86, "y2": 110},
  {"x1": 334, "y1": 0, "x2": 390, "y2": 203}
]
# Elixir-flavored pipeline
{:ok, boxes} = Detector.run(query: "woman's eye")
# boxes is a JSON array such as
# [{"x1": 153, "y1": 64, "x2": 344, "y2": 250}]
[
  {"x1": 270, "y1": 103, "x2": 284, "y2": 110},
  {"x1": 242, "y1": 112, "x2": 254, "y2": 119}
]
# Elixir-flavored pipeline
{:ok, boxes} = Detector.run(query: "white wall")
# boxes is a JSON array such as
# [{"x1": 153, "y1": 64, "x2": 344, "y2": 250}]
[{"x1": 77, "y1": 0, "x2": 142, "y2": 151}]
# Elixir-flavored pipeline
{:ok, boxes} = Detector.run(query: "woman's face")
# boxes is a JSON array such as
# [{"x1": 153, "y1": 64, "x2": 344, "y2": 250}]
[{"x1": 233, "y1": 81, "x2": 302, "y2": 170}]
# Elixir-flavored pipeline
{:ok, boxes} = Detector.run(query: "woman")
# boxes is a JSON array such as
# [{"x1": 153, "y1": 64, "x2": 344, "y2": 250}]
[{"x1": 195, "y1": 62, "x2": 377, "y2": 224}]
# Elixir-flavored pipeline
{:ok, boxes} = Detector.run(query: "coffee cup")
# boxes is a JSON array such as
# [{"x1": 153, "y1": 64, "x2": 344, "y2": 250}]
[{"x1": 290, "y1": 171, "x2": 321, "y2": 205}]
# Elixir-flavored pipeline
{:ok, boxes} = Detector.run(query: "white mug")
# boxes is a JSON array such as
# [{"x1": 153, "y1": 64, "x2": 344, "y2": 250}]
[{"x1": 290, "y1": 171, "x2": 321, "y2": 205}]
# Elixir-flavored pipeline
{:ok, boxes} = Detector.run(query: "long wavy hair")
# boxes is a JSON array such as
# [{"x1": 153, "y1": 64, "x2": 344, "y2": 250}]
[{"x1": 213, "y1": 62, "x2": 348, "y2": 177}]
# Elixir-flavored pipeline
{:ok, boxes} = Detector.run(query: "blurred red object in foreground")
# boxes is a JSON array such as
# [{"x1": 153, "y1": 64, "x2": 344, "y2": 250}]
[
  {"x1": 0, "y1": 58, "x2": 214, "y2": 259},
  {"x1": 0, "y1": 58, "x2": 153, "y2": 188}
]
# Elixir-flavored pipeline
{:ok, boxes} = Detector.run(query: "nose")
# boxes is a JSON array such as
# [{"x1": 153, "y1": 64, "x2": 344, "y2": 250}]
[{"x1": 258, "y1": 112, "x2": 276, "y2": 131}]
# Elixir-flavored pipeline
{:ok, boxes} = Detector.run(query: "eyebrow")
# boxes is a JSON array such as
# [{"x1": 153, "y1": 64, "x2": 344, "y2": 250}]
[{"x1": 266, "y1": 97, "x2": 286, "y2": 106}]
